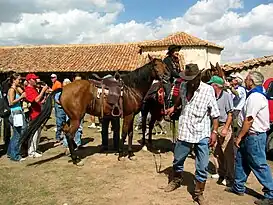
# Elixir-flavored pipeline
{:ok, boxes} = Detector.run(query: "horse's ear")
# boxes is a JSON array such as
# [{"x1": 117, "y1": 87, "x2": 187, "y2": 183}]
[
  {"x1": 216, "y1": 62, "x2": 221, "y2": 69},
  {"x1": 148, "y1": 54, "x2": 154, "y2": 62},
  {"x1": 210, "y1": 62, "x2": 214, "y2": 69}
]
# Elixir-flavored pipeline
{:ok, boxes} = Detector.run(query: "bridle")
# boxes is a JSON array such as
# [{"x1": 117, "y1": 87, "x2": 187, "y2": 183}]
[{"x1": 151, "y1": 61, "x2": 170, "y2": 84}]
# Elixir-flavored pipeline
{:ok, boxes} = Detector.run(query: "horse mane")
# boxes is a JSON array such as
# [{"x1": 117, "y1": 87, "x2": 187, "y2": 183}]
[{"x1": 121, "y1": 61, "x2": 154, "y2": 88}]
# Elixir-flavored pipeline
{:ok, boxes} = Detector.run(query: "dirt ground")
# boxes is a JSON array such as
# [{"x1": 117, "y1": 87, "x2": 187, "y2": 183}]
[{"x1": 0, "y1": 114, "x2": 270, "y2": 205}]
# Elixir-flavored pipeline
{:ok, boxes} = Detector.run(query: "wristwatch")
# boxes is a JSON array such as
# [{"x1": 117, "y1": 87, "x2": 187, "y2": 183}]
[{"x1": 212, "y1": 130, "x2": 217, "y2": 134}]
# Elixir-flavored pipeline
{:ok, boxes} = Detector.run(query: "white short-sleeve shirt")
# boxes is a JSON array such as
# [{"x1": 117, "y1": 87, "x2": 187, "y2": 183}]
[{"x1": 238, "y1": 92, "x2": 270, "y2": 133}]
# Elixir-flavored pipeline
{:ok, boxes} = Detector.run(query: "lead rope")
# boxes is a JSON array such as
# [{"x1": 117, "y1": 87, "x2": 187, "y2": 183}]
[{"x1": 101, "y1": 84, "x2": 104, "y2": 119}]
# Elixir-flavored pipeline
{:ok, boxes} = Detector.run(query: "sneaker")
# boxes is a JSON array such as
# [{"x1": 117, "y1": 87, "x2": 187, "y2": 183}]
[
  {"x1": 222, "y1": 179, "x2": 227, "y2": 186},
  {"x1": 19, "y1": 157, "x2": 26, "y2": 162},
  {"x1": 29, "y1": 152, "x2": 42, "y2": 158},
  {"x1": 211, "y1": 174, "x2": 220, "y2": 179}
]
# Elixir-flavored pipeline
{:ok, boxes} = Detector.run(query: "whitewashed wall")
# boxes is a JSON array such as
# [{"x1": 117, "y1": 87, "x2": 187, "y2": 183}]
[{"x1": 142, "y1": 46, "x2": 222, "y2": 70}]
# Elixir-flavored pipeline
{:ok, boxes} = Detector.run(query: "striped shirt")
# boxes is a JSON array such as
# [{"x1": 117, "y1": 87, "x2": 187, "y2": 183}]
[{"x1": 178, "y1": 82, "x2": 220, "y2": 143}]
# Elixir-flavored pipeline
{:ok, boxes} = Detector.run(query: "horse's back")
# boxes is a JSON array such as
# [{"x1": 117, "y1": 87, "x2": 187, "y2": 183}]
[{"x1": 60, "y1": 80, "x2": 94, "y2": 116}]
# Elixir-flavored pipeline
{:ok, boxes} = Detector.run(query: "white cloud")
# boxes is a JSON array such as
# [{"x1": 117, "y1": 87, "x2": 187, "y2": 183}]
[{"x1": 0, "y1": 0, "x2": 273, "y2": 63}]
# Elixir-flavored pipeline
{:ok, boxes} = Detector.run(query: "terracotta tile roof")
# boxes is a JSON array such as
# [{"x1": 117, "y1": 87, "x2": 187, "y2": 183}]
[
  {"x1": 0, "y1": 31, "x2": 218, "y2": 73},
  {"x1": 140, "y1": 32, "x2": 224, "y2": 50},
  {"x1": 0, "y1": 43, "x2": 142, "y2": 73},
  {"x1": 222, "y1": 55, "x2": 273, "y2": 72}
]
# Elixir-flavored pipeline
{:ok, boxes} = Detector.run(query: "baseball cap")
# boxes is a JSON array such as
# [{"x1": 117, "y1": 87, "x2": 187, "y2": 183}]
[
  {"x1": 26, "y1": 73, "x2": 39, "y2": 81},
  {"x1": 50, "y1": 73, "x2": 57, "y2": 78},
  {"x1": 207, "y1": 75, "x2": 224, "y2": 86}
]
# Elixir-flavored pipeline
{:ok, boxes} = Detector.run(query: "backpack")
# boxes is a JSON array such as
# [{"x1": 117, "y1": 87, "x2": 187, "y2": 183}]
[{"x1": 0, "y1": 88, "x2": 11, "y2": 118}]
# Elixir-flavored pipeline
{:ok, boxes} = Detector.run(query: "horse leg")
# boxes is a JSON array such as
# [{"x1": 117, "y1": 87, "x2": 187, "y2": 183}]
[
  {"x1": 141, "y1": 112, "x2": 148, "y2": 151},
  {"x1": 127, "y1": 115, "x2": 136, "y2": 160},
  {"x1": 118, "y1": 116, "x2": 130, "y2": 160},
  {"x1": 64, "y1": 119, "x2": 84, "y2": 166},
  {"x1": 148, "y1": 115, "x2": 156, "y2": 149}
]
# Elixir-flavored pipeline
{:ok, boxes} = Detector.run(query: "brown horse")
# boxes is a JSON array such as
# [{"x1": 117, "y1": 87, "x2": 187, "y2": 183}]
[
  {"x1": 20, "y1": 55, "x2": 170, "y2": 166},
  {"x1": 140, "y1": 62, "x2": 226, "y2": 150}
]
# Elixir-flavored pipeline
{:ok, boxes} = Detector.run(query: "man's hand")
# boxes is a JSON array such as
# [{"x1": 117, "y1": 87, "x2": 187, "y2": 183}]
[
  {"x1": 42, "y1": 85, "x2": 48, "y2": 92},
  {"x1": 165, "y1": 106, "x2": 175, "y2": 116},
  {"x1": 209, "y1": 132, "x2": 217, "y2": 147},
  {"x1": 234, "y1": 137, "x2": 242, "y2": 148},
  {"x1": 220, "y1": 127, "x2": 228, "y2": 137}
]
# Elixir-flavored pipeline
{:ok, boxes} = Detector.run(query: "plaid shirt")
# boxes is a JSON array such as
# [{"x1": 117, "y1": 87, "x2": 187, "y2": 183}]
[{"x1": 178, "y1": 82, "x2": 220, "y2": 143}]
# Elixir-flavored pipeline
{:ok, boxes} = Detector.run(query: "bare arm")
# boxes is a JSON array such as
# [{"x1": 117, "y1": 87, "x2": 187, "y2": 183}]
[
  {"x1": 224, "y1": 112, "x2": 233, "y2": 130},
  {"x1": 8, "y1": 88, "x2": 23, "y2": 106},
  {"x1": 34, "y1": 86, "x2": 47, "y2": 103}
]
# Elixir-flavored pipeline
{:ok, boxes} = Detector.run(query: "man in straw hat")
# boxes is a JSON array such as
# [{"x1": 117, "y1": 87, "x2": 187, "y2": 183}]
[{"x1": 164, "y1": 63, "x2": 220, "y2": 205}]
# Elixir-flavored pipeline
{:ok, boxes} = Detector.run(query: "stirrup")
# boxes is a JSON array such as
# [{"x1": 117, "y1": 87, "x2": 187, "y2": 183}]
[{"x1": 111, "y1": 104, "x2": 121, "y2": 117}]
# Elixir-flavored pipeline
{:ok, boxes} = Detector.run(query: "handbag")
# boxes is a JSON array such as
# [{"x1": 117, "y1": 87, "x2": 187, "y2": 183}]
[{"x1": 12, "y1": 110, "x2": 24, "y2": 127}]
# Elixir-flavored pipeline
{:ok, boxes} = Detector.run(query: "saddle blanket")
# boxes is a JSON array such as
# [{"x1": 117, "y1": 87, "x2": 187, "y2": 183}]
[{"x1": 96, "y1": 87, "x2": 123, "y2": 99}]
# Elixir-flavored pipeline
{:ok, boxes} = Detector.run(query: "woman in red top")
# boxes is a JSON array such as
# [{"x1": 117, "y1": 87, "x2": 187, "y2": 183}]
[{"x1": 25, "y1": 73, "x2": 48, "y2": 158}]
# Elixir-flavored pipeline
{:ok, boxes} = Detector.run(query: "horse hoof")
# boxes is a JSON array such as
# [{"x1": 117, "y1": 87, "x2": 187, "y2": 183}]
[
  {"x1": 118, "y1": 156, "x2": 125, "y2": 161},
  {"x1": 76, "y1": 160, "x2": 84, "y2": 166},
  {"x1": 142, "y1": 146, "x2": 148, "y2": 151},
  {"x1": 118, "y1": 153, "x2": 125, "y2": 161},
  {"x1": 128, "y1": 155, "x2": 137, "y2": 161},
  {"x1": 128, "y1": 153, "x2": 136, "y2": 161}
]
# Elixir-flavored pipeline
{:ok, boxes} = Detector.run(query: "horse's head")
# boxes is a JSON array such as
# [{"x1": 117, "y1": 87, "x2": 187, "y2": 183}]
[
  {"x1": 210, "y1": 62, "x2": 226, "y2": 80},
  {"x1": 148, "y1": 54, "x2": 170, "y2": 83}
]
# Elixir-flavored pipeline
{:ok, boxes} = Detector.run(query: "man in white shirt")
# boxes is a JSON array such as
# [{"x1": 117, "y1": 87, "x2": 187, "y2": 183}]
[
  {"x1": 225, "y1": 71, "x2": 273, "y2": 205},
  {"x1": 164, "y1": 64, "x2": 220, "y2": 205}
]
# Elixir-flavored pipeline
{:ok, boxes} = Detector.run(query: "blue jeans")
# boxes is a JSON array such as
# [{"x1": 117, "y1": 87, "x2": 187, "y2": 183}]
[
  {"x1": 7, "y1": 112, "x2": 27, "y2": 161},
  {"x1": 55, "y1": 105, "x2": 66, "y2": 141},
  {"x1": 63, "y1": 117, "x2": 83, "y2": 148},
  {"x1": 232, "y1": 132, "x2": 273, "y2": 198},
  {"x1": 173, "y1": 137, "x2": 209, "y2": 183}
]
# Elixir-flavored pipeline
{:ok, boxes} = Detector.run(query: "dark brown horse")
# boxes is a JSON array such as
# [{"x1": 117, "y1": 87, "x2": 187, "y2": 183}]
[
  {"x1": 140, "y1": 80, "x2": 166, "y2": 150},
  {"x1": 140, "y1": 62, "x2": 226, "y2": 150},
  {"x1": 20, "y1": 55, "x2": 170, "y2": 166}
]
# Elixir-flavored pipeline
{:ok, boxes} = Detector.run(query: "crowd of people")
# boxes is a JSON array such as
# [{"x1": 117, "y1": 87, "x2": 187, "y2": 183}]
[
  {"x1": 163, "y1": 64, "x2": 273, "y2": 205},
  {"x1": 0, "y1": 44, "x2": 273, "y2": 205}
]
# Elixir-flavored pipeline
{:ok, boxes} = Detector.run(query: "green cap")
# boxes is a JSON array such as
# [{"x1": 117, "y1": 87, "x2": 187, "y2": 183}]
[{"x1": 207, "y1": 75, "x2": 224, "y2": 85}]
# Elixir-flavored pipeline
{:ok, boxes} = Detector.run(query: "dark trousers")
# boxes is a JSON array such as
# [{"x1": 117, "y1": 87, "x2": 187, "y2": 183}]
[
  {"x1": 101, "y1": 116, "x2": 120, "y2": 151},
  {"x1": 3, "y1": 117, "x2": 11, "y2": 153}
]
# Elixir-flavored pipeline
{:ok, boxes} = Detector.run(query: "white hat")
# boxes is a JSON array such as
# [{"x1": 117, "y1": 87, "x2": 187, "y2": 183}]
[
  {"x1": 230, "y1": 73, "x2": 243, "y2": 81},
  {"x1": 50, "y1": 73, "x2": 57, "y2": 78},
  {"x1": 63, "y1": 78, "x2": 71, "y2": 83}
]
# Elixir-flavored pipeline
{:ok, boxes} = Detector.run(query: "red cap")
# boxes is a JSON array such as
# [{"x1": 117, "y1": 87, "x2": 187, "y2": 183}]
[{"x1": 26, "y1": 73, "x2": 39, "y2": 81}]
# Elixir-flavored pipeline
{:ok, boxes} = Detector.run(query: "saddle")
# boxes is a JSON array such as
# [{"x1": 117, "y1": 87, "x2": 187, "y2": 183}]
[{"x1": 90, "y1": 74, "x2": 123, "y2": 117}]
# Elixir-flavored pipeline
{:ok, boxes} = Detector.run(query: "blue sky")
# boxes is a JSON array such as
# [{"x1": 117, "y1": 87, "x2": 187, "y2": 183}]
[
  {"x1": 118, "y1": 0, "x2": 195, "y2": 23},
  {"x1": 119, "y1": 0, "x2": 270, "y2": 23},
  {"x1": 0, "y1": 0, "x2": 273, "y2": 63}
]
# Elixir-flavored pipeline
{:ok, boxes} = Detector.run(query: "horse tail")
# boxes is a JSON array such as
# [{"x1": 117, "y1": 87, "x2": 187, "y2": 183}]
[{"x1": 19, "y1": 88, "x2": 63, "y2": 148}]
